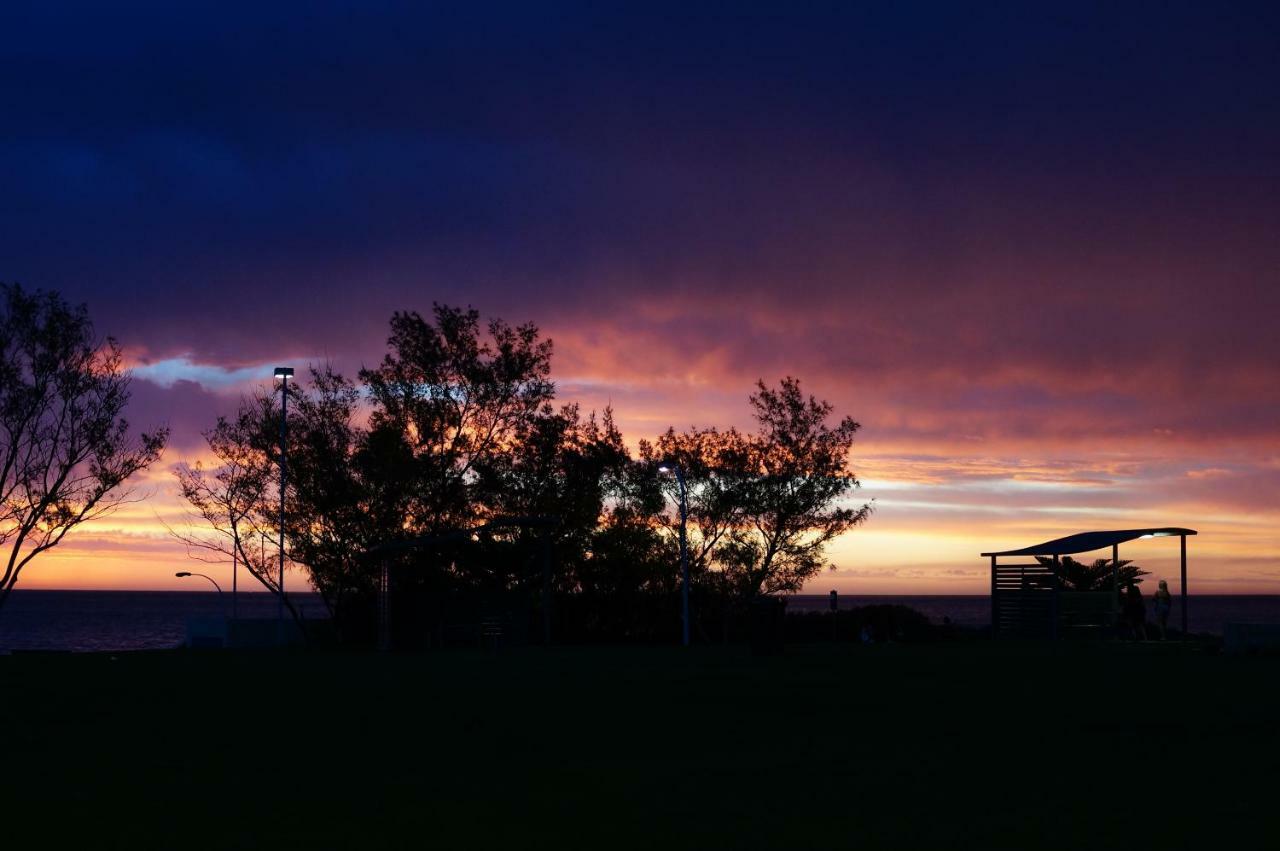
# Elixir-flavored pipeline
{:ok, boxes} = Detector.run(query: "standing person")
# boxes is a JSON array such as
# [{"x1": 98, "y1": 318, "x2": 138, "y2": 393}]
[
  {"x1": 1123, "y1": 582, "x2": 1148, "y2": 641},
  {"x1": 1152, "y1": 579, "x2": 1173, "y2": 640}
]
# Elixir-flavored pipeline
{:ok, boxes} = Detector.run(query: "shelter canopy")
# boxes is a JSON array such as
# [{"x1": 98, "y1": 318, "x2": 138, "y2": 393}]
[{"x1": 981, "y1": 527, "x2": 1197, "y2": 558}]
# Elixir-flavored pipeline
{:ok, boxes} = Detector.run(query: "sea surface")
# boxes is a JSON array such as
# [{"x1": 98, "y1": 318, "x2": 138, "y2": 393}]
[
  {"x1": 0, "y1": 591, "x2": 327, "y2": 653},
  {"x1": 1, "y1": 591, "x2": 1278, "y2": 652}
]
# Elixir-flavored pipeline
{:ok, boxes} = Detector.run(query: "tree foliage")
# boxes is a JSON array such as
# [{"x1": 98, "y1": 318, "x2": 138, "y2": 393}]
[
  {"x1": 1036, "y1": 556, "x2": 1148, "y2": 591},
  {"x1": 642, "y1": 378, "x2": 871, "y2": 602},
  {"x1": 0, "y1": 284, "x2": 167, "y2": 611},
  {"x1": 638, "y1": 426, "x2": 753, "y2": 580},
  {"x1": 360, "y1": 305, "x2": 555, "y2": 535},
  {"x1": 721, "y1": 378, "x2": 870, "y2": 597},
  {"x1": 173, "y1": 304, "x2": 871, "y2": 643},
  {"x1": 171, "y1": 409, "x2": 277, "y2": 595}
]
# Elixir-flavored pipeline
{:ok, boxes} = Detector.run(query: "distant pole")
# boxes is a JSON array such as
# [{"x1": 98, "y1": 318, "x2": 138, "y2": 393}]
[
  {"x1": 1112, "y1": 543, "x2": 1119, "y2": 630},
  {"x1": 658, "y1": 462, "x2": 691, "y2": 647},
  {"x1": 677, "y1": 467, "x2": 689, "y2": 648},
  {"x1": 231, "y1": 530, "x2": 239, "y2": 620},
  {"x1": 279, "y1": 374, "x2": 285, "y2": 640},
  {"x1": 830, "y1": 589, "x2": 838, "y2": 642},
  {"x1": 1180, "y1": 534, "x2": 1188, "y2": 637},
  {"x1": 990, "y1": 555, "x2": 997, "y2": 638},
  {"x1": 1051, "y1": 554, "x2": 1060, "y2": 641},
  {"x1": 274, "y1": 367, "x2": 293, "y2": 645}
]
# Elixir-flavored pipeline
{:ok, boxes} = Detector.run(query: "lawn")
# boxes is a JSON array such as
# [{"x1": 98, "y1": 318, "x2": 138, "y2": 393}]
[{"x1": 1, "y1": 641, "x2": 1275, "y2": 849}]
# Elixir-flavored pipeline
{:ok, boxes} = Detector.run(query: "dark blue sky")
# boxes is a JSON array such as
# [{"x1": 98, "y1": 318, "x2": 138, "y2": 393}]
[{"x1": 5, "y1": 1, "x2": 1277, "y2": 358}]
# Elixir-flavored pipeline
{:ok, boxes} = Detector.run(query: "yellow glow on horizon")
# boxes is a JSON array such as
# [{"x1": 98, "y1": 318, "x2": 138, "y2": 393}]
[{"x1": 2, "y1": 395, "x2": 1275, "y2": 595}]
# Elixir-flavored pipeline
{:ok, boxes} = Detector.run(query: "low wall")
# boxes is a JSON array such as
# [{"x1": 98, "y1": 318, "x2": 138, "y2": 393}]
[{"x1": 184, "y1": 617, "x2": 311, "y2": 649}]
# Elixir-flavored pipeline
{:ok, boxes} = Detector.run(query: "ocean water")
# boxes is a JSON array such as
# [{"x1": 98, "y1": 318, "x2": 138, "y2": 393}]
[
  {"x1": 0, "y1": 591, "x2": 327, "y2": 653},
  {"x1": 1, "y1": 591, "x2": 1277, "y2": 652}
]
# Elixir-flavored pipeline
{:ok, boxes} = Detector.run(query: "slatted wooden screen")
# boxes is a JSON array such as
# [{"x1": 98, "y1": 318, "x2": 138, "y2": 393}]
[{"x1": 992, "y1": 561, "x2": 1057, "y2": 638}]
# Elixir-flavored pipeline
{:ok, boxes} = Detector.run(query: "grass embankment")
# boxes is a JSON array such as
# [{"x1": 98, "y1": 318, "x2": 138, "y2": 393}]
[{"x1": 1, "y1": 641, "x2": 1274, "y2": 849}]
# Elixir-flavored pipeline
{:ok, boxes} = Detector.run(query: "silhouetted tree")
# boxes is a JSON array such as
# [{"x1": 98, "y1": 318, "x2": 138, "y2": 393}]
[
  {"x1": 270, "y1": 367, "x2": 387, "y2": 620},
  {"x1": 0, "y1": 284, "x2": 167, "y2": 614},
  {"x1": 171, "y1": 367, "x2": 376, "y2": 625},
  {"x1": 572, "y1": 495, "x2": 679, "y2": 641},
  {"x1": 360, "y1": 304, "x2": 555, "y2": 536},
  {"x1": 473, "y1": 405, "x2": 682, "y2": 638},
  {"x1": 179, "y1": 303, "x2": 875, "y2": 646},
  {"x1": 474, "y1": 405, "x2": 629, "y2": 591},
  {"x1": 170, "y1": 410, "x2": 287, "y2": 609},
  {"x1": 1036, "y1": 556, "x2": 1147, "y2": 591},
  {"x1": 178, "y1": 307, "x2": 561, "y2": 635},
  {"x1": 716, "y1": 378, "x2": 871, "y2": 599},
  {"x1": 577, "y1": 427, "x2": 675, "y2": 603},
  {"x1": 638, "y1": 425, "x2": 754, "y2": 581}
]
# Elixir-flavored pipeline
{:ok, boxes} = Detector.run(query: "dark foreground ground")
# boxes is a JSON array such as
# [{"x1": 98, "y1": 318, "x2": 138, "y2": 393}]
[{"x1": 1, "y1": 641, "x2": 1275, "y2": 849}]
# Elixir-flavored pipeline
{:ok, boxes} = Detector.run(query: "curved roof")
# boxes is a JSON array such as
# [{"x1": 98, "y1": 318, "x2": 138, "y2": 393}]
[{"x1": 981, "y1": 527, "x2": 1196, "y2": 558}]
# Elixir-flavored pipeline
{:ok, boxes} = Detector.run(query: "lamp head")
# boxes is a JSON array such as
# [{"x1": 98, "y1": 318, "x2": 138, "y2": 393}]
[
  {"x1": 657, "y1": 463, "x2": 674, "y2": 474},
  {"x1": 175, "y1": 571, "x2": 192, "y2": 578},
  {"x1": 273, "y1": 367, "x2": 294, "y2": 379}
]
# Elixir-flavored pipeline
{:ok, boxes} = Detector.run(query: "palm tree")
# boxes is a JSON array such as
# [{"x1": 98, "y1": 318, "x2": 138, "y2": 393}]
[{"x1": 1035, "y1": 556, "x2": 1148, "y2": 591}]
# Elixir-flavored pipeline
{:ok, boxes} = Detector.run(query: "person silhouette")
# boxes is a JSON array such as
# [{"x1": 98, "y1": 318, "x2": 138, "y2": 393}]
[
  {"x1": 1123, "y1": 582, "x2": 1147, "y2": 641},
  {"x1": 1152, "y1": 579, "x2": 1173, "y2": 640}
]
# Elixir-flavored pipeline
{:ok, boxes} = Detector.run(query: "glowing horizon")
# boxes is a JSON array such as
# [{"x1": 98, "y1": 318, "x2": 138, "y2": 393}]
[{"x1": 16, "y1": 346, "x2": 1279, "y2": 596}]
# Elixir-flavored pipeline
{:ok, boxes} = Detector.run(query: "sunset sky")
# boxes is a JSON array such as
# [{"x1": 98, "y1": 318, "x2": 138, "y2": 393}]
[{"x1": 3, "y1": 2, "x2": 1277, "y2": 594}]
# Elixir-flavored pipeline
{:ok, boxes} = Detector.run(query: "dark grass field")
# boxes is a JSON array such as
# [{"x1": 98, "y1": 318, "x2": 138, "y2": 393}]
[{"x1": 2, "y1": 641, "x2": 1276, "y2": 849}]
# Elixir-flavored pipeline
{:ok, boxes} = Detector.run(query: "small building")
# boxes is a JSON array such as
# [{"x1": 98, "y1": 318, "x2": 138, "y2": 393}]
[{"x1": 981, "y1": 527, "x2": 1195, "y2": 638}]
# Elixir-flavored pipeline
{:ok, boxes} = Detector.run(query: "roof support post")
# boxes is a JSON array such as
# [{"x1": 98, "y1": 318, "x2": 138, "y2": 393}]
[
  {"x1": 1180, "y1": 534, "x2": 1188, "y2": 637},
  {"x1": 1051, "y1": 554, "x2": 1060, "y2": 641},
  {"x1": 1112, "y1": 543, "x2": 1120, "y2": 629},
  {"x1": 990, "y1": 555, "x2": 997, "y2": 639}
]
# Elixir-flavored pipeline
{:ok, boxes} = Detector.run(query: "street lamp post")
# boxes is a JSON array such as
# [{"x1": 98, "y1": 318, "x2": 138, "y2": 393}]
[
  {"x1": 274, "y1": 366, "x2": 293, "y2": 646},
  {"x1": 658, "y1": 461, "x2": 690, "y2": 647},
  {"x1": 231, "y1": 531, "x2": 238, "y2": 620},
  {"x1": 175, "y1": 571, "x2": 226, "y2": 615}
]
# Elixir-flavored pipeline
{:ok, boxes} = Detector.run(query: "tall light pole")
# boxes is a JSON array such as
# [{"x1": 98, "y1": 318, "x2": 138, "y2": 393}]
[
  {"x1": 658, "y1": 461, "x2": 690, "y2": 647},
  {"x1": 176, "y1": 571, "x2": 227, "y2": 615},
  {"x1": 274, "y1": 366, "x2": 293, "y2": 645},
  {"x1": 231, "y1": 529, "x2": 238, "y2": 620}
]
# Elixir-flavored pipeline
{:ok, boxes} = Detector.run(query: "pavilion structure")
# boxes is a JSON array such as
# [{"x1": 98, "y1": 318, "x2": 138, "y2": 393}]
[{"x1": 981, "y1": 527, "x2": 1196, "y2": 639}]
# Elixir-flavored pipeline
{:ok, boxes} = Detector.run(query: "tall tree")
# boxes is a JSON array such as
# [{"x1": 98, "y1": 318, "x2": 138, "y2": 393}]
[
  {"x1": 170, "y1": 404, "x2": 297, "y2": 620},
  {"x1": 175, "y1": 306, "x2": 559, "y2": 628},
  {"x1": 717, "y1": 377, "x2": 871, "y2": 598},
  {"x1": 0, "y1": 284, "x2": 167, "y2": 613},
  {"x1": 360, "y1": 304, "x2": 555, "y2": 536},
  {"x1": 638, "y1": 425, "x2": 754, "y2": 580},
  {"x1": 273, "y1": 366, "x2": 387, "y2": 618},
  {"x1": 476, "y1": 405, "x2": 637, "y2": 592},
  {"x1": 172, "y1": 366, "x2": 385, "y2": 626}
]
